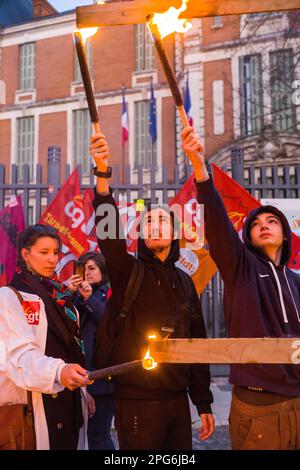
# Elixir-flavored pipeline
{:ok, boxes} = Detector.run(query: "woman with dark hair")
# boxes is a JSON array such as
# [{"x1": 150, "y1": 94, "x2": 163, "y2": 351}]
[
  {"x1": 69, "y1": 252, "x2": 115, "y2": 450},
  {"x1": 0, "y1": 224, "x2": 93, "y2": 450}
]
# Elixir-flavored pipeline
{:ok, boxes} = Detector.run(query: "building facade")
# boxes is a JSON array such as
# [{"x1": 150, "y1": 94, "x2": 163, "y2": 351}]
[
  {"x1": 183, "y1": 12, "x2": 300, "y2": 168},
  {"x1": 1, "y1": 2, "x2": 299, "y2": 202},
  {"x1": 0, "y1": 0, "x2": 177, "y2": 196}
]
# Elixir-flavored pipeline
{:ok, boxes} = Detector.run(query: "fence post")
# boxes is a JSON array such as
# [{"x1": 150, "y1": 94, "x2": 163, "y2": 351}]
[
  {"x1": 231, "y1": 145, "x2": 244, "y2": 186},
  {"x1": 47, "y1": 147, "x2": 61, "y2": 205}
]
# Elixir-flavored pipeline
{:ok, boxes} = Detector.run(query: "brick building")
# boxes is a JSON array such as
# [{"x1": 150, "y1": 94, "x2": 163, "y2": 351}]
[
  {"x1": 0, "y1": 1, "x2": 299, "y2": 213},
  {"x1": 0, "y1": 0, "x2": 177, "y2": 200},
  {"x1": 182, "y1": 12, "x2": 300, "y2": 168}
]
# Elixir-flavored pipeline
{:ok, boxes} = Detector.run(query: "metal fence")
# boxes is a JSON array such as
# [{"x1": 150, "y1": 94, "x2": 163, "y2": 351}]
[{"x1": 1, "y1": 147, "x2": 300, "y2": 352}]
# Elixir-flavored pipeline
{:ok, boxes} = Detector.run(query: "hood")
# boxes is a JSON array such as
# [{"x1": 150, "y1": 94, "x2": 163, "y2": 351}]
[
  {"x1": 137, "y1": 237, "x2": 180, "y2": 267},
  {"x1": 242, "y1": 205, "x2": 292, "y2": 265}
]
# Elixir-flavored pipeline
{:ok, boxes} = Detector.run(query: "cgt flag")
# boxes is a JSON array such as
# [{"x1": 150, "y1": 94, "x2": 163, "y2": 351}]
[
  {"x1": 0, "y1": 195, "x2": 25, "y2": 286},
  {"x1": 39, "y1": 167, "x2": 89, "y2": 259},
  {"x1": 169, "y1": 164, "x2": 300, "y2": 294},
  {"x1": 170, "y1": 175, "x2": 217, "y2": 294},
  {"x1": 212, "y1": 163, "x2": 300, "y2": 271}
]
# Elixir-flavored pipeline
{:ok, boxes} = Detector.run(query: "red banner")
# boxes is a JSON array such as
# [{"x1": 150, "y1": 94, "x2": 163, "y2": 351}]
[
  {"x1": 212, "y1": 164, "x2": 300, "y2": 271},
  {"x1": 169, "y1": 175, "x2": 217, "y2": 294},
  {"x1": 0, "y1": 195, "x2": 25, "y2": 286},
  {"x1": 40, "y1": 168, "x2": 89, "y2": 258}
]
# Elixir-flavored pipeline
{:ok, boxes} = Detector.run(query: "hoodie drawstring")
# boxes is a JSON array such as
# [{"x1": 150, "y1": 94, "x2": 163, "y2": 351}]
[
  {"x1": 283, "y1": 266, "x2": 300, "y2": 322},
  {"x1": 268, "y1": 261, "x2": 289, "y2": 324}
]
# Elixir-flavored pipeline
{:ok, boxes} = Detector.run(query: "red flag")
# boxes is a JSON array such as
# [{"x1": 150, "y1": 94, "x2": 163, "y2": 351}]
[
  {"x1": 169, "y1": 174, "x2": 217, "y2": 294},
  {"x1": 0, "y1": 195, "x2": 25, "y2": 285},
  {"x1": 212, "y1": 163, "x2": 300, "y2": 271},
  {"x1": 39, "y1": 168, "x2": 89, "y2": 258}
]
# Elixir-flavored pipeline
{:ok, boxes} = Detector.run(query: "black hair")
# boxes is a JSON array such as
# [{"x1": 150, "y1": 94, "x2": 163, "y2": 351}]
[
  {"x1": 17, "y1": 224, "x2": 62, "y2": 267},
  {"x1": 78, "y1": 251, "x2": 109, "y2": 284}
]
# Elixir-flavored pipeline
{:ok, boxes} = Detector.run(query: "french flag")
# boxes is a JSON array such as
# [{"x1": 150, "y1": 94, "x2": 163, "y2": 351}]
[
  {"x1": 122, "y1": 87, "x2": 129, "y2": 145},
  {"x1": 184, "y1": 72, "x2": 193, "y2": 127}
]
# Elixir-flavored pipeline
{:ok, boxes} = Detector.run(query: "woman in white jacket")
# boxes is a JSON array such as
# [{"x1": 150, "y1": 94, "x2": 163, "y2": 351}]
[{"x1": 0, "y1": 224, "x2": 93, "y2": 450}]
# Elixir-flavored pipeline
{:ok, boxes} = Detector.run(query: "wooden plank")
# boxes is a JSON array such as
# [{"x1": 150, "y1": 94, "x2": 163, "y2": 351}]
[
  {"x1": 76, "y1": 0, "x2": 300, "y2": 28},
  {"x1": 149, "y1": 338, "x2": 300, "y2": 364}
]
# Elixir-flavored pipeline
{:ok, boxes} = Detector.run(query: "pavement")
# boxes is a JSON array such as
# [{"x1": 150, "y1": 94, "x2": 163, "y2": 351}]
[{"x1": 110, "y1": 376, "x2": 232, "y2": 450}]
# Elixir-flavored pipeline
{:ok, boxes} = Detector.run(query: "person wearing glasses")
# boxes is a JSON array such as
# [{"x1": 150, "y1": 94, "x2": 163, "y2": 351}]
[{"x1": 0, "y1": 224, "x2": 94, "y2": 450}]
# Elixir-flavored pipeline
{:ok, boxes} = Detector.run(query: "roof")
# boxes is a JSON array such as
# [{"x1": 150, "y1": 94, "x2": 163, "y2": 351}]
[{"x1": 0, "y1": 0, "x2": 33, "y2": 26}]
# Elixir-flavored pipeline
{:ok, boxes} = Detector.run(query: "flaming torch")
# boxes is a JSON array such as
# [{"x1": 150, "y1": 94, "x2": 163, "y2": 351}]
[
  {"x1": 147, "y1": 0, "x2": 192, "y2": 128},
  {"x1": 88, "y1": 335, "x2": 158, "y2": 381},
  {"x1": 73, "y1": 28, "x2": 101, "y2": 134}
]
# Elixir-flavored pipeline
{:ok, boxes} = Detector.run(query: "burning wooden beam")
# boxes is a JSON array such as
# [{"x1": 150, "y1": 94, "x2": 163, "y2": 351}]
[
  {"x1": 76, "y1": 0, "x2": 300, "y2": 28},
  {"x1": 149, "y1": 338, "x2": 300, "y2": 364}
]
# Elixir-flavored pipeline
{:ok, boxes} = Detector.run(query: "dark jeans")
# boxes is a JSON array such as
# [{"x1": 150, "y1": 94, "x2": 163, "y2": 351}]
[
  {"x1": 114, "y1": 395, "x2": 192, "y2": 450},
  {"x1": 229, "y1": 389, "x2": 300, "y2": 450},
  {"x1": 88, "y1": 394, "x2": 115, "y2": 450}
]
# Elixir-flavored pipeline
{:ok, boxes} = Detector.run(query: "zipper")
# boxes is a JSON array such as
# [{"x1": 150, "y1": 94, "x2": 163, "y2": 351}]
[{"x1": 283, "y1": 266, "x2": 300, "y2": 322}]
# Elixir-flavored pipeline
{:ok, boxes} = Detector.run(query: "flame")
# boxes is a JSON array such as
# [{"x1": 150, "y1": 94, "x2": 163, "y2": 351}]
[
  {"x1": 142, "y1": 348, "x2": 158, "y2": 370},
  {"x1": 149, "y1": 0, "x2": 192, "y2": 39},
  {"x1": 148, "y1": 334, "x2": 157, "y2": 340},
  {"x1": 78, "y1": 27, "x2": 98, "y2": 44}
]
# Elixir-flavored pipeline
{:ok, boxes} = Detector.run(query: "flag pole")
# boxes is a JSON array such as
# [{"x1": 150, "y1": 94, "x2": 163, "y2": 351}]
[
  {"x1": 121, "y1": 84, "x2": 125, "y2": 183},
  {"x1": 122, "y1": 138, "x2": 125, "y2": 184}
]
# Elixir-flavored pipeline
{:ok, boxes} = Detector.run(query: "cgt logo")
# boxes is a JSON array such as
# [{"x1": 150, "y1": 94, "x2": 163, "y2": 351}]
[{"x1": 22, "y1": 301, "x2": 40, "y2": 325}]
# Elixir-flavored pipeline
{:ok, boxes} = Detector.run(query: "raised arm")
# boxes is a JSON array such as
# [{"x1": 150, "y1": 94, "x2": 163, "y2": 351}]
[
  {"x1": 181, "y1": 127, "x2": 248, "y2": 286},
  {"x1": 89, "y1": 133, "x2": 134, "y2": 297}
]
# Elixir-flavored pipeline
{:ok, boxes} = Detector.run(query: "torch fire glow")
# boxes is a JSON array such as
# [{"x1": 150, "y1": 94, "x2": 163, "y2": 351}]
[
  {"x1": 142, "y1": 348, "x2": 158, "y2": 370},
  {"x1": 73, "y1": 28, "x2": 101, "y2": 134},
  {"x1": 147, "y1": 0, "x2": 192, "y2": 128},
  {"x1": 142, "y1": 334, "x2": 158, "y2": 370}
]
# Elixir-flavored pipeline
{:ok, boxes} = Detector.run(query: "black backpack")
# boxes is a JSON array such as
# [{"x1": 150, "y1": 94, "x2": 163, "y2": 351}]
[
  {"x1": 93, "y1": 259, "x2": 194, "y2": 369},
  {"x1": 93, "y1": 259, "x2": 144, "y2": 369}
]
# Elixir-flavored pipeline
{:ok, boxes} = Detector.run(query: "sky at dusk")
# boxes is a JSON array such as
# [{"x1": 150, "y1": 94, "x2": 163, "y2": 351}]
[{"x1": 49, "y1": 1, "x2": 93, "y2": 12}]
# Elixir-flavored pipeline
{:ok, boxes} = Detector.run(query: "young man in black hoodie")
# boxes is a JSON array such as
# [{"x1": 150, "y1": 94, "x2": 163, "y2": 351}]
[
  {"x1": 181, "y1": 126, "x2": 300, "y2": 450},
  {"x1": 89, "y1": 133, "x2": 214, "y2": 450}
]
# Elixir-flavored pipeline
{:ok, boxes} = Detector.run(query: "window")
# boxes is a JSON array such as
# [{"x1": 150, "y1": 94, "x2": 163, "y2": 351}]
[
  {"x1": 135, "y1": 24, "x2": 155, "y2": 72},
  {"x1": 239, "y1": 55, "x2": 263, "y2": 136},
  {"x1": 134, "y1": 101, "x2": 157, "y2": 169},
  {"x1": 73, "y1": 109, "x2": 92, "y2": 176},
  {"x1": 213, "y1": 16, "x2": 222, "y2": 27},
  {"x1": 17, "y1": 117, "x2": 34, "y2": 181},
  {"x1": 74, "y1": 39, "x2": 93, "y2": 82},
  {"x1": 270, "y1": 49, "x2": 296, "y2": 133},
  {"x1": 19, "y1": 43, "x2": 35, "y2": 90}
]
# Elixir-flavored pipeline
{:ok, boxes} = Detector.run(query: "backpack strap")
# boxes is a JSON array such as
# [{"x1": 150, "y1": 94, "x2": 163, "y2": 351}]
[
  {"x1": 6, "y1": 286, "x2": 33, "y2": 408},
  {"x1": 7, "y1": 285, "x2": 24, "y2": 306},
  {"x1": 119, "y1": 259, "x2": 144, "y2": 319}
]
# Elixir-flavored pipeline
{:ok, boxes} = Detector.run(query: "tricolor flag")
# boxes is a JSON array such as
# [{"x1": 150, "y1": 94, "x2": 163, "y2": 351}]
[
  {"x1": 148, "y1": 79, "x2": 157, "y2": 143},
  {"x1": 184, "y1": 72, "x2": 193, "y2": 127},
  {"x1": 122, "y1": 87, "x2": 129, "y2": 145}
]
